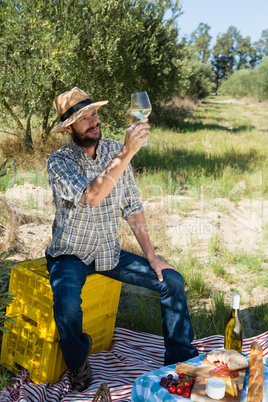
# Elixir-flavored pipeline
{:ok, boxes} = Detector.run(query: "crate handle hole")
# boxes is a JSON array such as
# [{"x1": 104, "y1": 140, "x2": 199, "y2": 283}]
[{"x1": 22, "y1": 315, "x2": 37, "y2": 327}]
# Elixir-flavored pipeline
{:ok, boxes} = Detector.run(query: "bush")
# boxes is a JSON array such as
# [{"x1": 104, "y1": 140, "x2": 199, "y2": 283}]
[
  {"x1": 220, "y1": 69, "x2": 254, "y2": 98},
  {"x1": 255, "y1": 57, "x2": 268, "y2": 100},
  {"x1": 178, "y1": 47, "x2": 215, "y2": 99},
  {"x1": 220, "y1": 56, "x2": 268, "y2": 100}
]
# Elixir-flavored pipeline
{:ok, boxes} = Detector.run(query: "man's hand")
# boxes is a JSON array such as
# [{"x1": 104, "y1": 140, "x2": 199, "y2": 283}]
[
  {"x1": 147, "y1": 254, "x2": 177, "y2": 282},
  {"x1": 123, "y1": 118, "x2": 150, "y2": 154}
]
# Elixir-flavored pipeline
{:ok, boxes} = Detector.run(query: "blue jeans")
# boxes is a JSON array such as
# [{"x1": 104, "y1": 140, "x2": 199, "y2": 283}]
[{"x1": 46, "y1": 250, "x2": 198, "y2": 370}]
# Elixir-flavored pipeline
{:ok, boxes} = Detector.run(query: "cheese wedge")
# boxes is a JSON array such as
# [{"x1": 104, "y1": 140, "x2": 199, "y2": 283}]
[{"x1": 212, "y1": 375, "x2": 238, "y2": 397}]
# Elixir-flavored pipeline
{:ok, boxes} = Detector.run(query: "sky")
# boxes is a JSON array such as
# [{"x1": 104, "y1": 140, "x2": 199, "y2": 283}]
[{"x1": 176, "y1": 0, "x2": 268, "y2": 44}]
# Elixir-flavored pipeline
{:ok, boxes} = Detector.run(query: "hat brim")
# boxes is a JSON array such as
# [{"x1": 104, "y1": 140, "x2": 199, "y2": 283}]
[{"x1": 50, "y1": 100, "x2": 108, "y2": 133}]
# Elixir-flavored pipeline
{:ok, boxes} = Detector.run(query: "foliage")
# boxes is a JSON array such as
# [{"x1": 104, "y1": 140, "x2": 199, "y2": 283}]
[
  {"x1": 219, "y1": 69, "x2": 255, "y2": 98},
  {"x1": 189, "y1": 23, "x2": 212, "y2": 63},
  {"x1": 211, "y1": 26, "x2": 259, "y2": 89},
  {"x1": 178, "y1": 47, "x2": 214, "y2": 98},
  {"x1": 0, "y1": 0, "x2": 189, "y2": 144},
  {"x1": 1, "y1": 0, "x2": 268, "y2": 152},
  {"x1": 254, "y1": 29, "x2": 268, "y2": 59},
  {"x1": 220, "y1": 57, "x2": 268, "y2": 100},
  {"x1": 0, "y1": 252, "x2": 14, "y2": 334},
  {"x1": 212, "y1": 26, "x2": 240, "y2": 88}
]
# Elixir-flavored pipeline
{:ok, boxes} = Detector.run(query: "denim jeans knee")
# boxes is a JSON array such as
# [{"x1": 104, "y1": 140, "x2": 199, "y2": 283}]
[
  {"x1": 46, "y1": 254, "x2": 92, "y2": 370},
  {"x1": 99, "y1": 250, "x2": 198, "y2": 365}
]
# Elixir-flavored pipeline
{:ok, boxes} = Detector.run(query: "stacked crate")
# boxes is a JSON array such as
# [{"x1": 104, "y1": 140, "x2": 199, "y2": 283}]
[{"x1": 0, "y1": 257, "x2": 122, "y2": 384}]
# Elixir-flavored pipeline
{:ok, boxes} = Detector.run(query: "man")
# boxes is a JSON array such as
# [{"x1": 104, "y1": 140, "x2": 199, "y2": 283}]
[{"x1": 46, "y1": 87, "x2": 198, "y2": 392}]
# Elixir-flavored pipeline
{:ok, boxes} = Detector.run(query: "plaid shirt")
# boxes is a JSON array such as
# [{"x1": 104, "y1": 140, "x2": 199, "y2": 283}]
[{"x1": 46, "y1": 139, "x2": 144, "y2": 270}]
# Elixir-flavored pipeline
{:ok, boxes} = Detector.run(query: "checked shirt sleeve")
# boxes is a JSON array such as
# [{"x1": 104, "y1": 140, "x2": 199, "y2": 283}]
[
  {"x1": 120, "y1": 163, "x2": 144, "y2": 220},
  {"x1": 47, "y1": 152, "x2": 90, "y2": 206}
]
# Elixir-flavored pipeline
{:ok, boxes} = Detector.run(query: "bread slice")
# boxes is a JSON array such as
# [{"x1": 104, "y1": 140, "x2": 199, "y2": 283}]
[
  {"x1": 205, "y1": 349, "x2": 248, "y2": 371},
  {"x1": 206, "y1": 349, "x2": 224, "y2": 363},
  {"x1": 218, "y1": 349, "x2": 234, "y2": 364},
  {"x1": 226, "y1": 351, "x2": 248, "y2": 371}
]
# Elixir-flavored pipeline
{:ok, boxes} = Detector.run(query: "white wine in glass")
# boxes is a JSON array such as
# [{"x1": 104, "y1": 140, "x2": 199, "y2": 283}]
[{"x1": 131, "y1": 91, "x2": 154, "y2": 146}]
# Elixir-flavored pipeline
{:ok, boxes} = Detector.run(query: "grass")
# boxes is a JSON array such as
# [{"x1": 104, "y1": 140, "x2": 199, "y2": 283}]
[
  {"x1": 132, "y1": 98, "x2": 268, "y2": 203},
  {"x1": 116, "y1": 97, "x2": 268, "y2": 341},
  {"x1": 0, "y1": 366, "x2": 13, "y2": 390},
  {"x1": 189, "y1": 291, "x2": 230, "y2": 339},
  {"x1": 0, "y1": 168, "x2": 48, "y2": 193},
  {"x1": 1, "y1": 95, "x2": 268, "y2": 390},
  {"x1": 116, "y1": 291, "x2": 162, "y2": 336}
]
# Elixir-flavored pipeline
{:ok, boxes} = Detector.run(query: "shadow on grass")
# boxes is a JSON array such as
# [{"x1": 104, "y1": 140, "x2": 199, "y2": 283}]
[
  {"x1": 165, "y1": 120, "x2": 254, "y2": 134},
  {"x1": 132, "y1": 143, "x2": 263, "y2": 178},
  {"x1": 115, "y1": 284, "x2": 162, "y2": 336},
  {"x1": 116, "y1": 286, "x2": 268, "y2": 340},
  {"x1": 151, "y1": 102, "x2": 256, "y2": 134},
  {"x1": 246, "y1": 303, "x2": 268, "y2": 336}
]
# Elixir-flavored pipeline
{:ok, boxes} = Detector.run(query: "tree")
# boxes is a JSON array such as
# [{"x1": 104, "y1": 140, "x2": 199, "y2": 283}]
[
  {"x1": 189, "y1": 23, "x2": 212, "y2": 63},
  {"x1": 254, "y1": 29, "x2": 268, "y2": 60},
  {"x1": 236, "y1": 35, "x2": 258, "y2": 70},
  {"x1": 58, "y1": 0, "x2": 185, "y2": 131},
  {"x1": 212, "y1": 26, "x2": 238, "y2": 89},
  {"x1": 0, "y1": 0, "x2": 79, "y2": 149},
  {"x1": 0, "y1": 0, "x2": 185, "y2": 147},
  {"x1": 176, "y1": 45, "x2": 214, "y2": 98},
  {"x1": 212, "y1": 26, "x2": 257, "y2": 89}
]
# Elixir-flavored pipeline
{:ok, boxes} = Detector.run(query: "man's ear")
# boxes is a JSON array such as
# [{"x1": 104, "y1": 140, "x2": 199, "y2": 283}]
[{"x1": 64, "y1": 125, "x2": 73, "y2": 134}]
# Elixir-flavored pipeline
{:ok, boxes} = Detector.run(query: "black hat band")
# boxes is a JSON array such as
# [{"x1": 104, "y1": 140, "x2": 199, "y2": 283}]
[{"x1": 60, "y1": 98, "x2": 93, "y2": 122}]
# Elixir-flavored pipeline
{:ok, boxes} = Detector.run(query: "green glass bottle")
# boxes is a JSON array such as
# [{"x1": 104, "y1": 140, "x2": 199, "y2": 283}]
[{"x1": 224, "y1": 293, "x2": 243, "y2": 352}]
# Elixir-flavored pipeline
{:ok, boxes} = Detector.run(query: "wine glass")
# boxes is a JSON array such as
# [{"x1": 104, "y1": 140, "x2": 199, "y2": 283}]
[{"x1": 131, "y1": 91, "x2": 154, "y2": 146}]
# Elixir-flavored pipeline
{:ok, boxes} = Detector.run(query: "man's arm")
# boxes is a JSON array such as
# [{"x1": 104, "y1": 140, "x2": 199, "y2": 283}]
[
  {"x1": 81, "y1": 119, "x2": 150, "y2": 207},
  {"x1": 127, "y1": 212, "x2": 177, "y2": 282}
]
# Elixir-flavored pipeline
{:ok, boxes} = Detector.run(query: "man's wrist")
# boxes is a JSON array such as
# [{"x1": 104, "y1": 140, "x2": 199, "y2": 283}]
[
  {"x1": 145, "y1": 252, "x2": 157, "y2": 264},
  {"x1": 120, "y1": 144, "x2": 135, "y2": 159}
]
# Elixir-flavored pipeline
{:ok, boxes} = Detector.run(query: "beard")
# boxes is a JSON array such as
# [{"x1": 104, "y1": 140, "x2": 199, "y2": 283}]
[{"x1": 71, "y1": 124, "x2": 102, "y2": 147}]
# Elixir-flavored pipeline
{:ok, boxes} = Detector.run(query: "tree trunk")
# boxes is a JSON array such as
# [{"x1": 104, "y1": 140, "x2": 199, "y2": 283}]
[
  {"x1": 2, "y1": 99, "x2": 34, "y2": 152},
  {"x1": 23, "y1": 112, "x2": 34, "y2": 151},
  {"x1": 41, "y1": 80, "x2": 58, "y2": 144},
  {"x1": 2, "y1": 99, "x2": 25, "y2": 136},
  {"x1": 41, "y1": 115, "x2": 59, "y2": 144}
]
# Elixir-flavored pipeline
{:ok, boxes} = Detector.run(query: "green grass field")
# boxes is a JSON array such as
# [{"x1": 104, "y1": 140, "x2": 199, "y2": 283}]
[{"x1": 116, "y1": 96, "x2": 268, "y2": 340}]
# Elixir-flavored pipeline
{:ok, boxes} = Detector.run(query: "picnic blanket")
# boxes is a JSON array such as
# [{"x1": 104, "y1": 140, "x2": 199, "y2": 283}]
[{"x1": 0, "y1": 327, "x2": 267, "y2": 402}]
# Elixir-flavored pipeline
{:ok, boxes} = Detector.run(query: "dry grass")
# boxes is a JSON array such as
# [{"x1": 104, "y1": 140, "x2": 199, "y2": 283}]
[
  {"x1": 0, "y1": 133, "x2": 70, "y2": 172},
  {"x1": 0, "y1": 197, "x2": 17, "y2": 252}
]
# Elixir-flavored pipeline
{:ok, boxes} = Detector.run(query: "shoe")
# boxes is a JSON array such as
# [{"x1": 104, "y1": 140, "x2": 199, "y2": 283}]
[{"x1": 70, "y1": 334, "x2": 92, "y2": 392}]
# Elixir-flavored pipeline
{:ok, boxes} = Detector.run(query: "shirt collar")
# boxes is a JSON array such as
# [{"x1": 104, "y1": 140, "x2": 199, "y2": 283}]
[{"x1": 69, "y1": 139, "x2": 104, "y2": 160}]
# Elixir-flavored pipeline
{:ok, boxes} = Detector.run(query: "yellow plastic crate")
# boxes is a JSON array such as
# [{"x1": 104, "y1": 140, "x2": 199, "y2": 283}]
[
  {"x1": 6, "y1": 258, "x2": 122, "y2": 343},
  {"x1": 0, "y1": 310, "x2": 119, "y2": 384},
  {"x1": 1, "y1": 318, "x2": 67, "y2": 384},
  {"x1": 1, "y1": 257, "x2": 122, "y2": 384}
]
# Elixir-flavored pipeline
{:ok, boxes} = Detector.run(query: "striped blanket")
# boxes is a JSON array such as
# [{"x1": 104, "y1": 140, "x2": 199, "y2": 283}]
[{"x1": 0, "y1": 327, "x2": 267, "y2": 402}]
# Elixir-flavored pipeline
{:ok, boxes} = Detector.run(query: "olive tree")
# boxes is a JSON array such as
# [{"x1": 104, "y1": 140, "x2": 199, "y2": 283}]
[
  {"x1": 0, "y1": 0, "x2": 86, "y2": 149},
  {"x1": 0, "y1": 0, "x2": 185, "y2": 147}
]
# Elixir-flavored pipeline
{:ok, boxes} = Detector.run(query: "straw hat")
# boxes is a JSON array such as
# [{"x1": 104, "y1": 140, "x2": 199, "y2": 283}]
[{"x1": 50, "y1": 87, "x2": 108, "y2": 133}]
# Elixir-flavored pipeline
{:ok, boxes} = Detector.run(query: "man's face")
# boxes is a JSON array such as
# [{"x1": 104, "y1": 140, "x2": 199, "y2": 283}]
[{"x1": 69, "y1": 108, "x2": 102, "y2": 147}]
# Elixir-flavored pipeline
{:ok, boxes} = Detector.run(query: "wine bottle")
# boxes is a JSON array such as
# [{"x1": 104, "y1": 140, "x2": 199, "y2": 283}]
[{"x1": 224, "y1": 293, "x2": 243, "y2": 352}]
